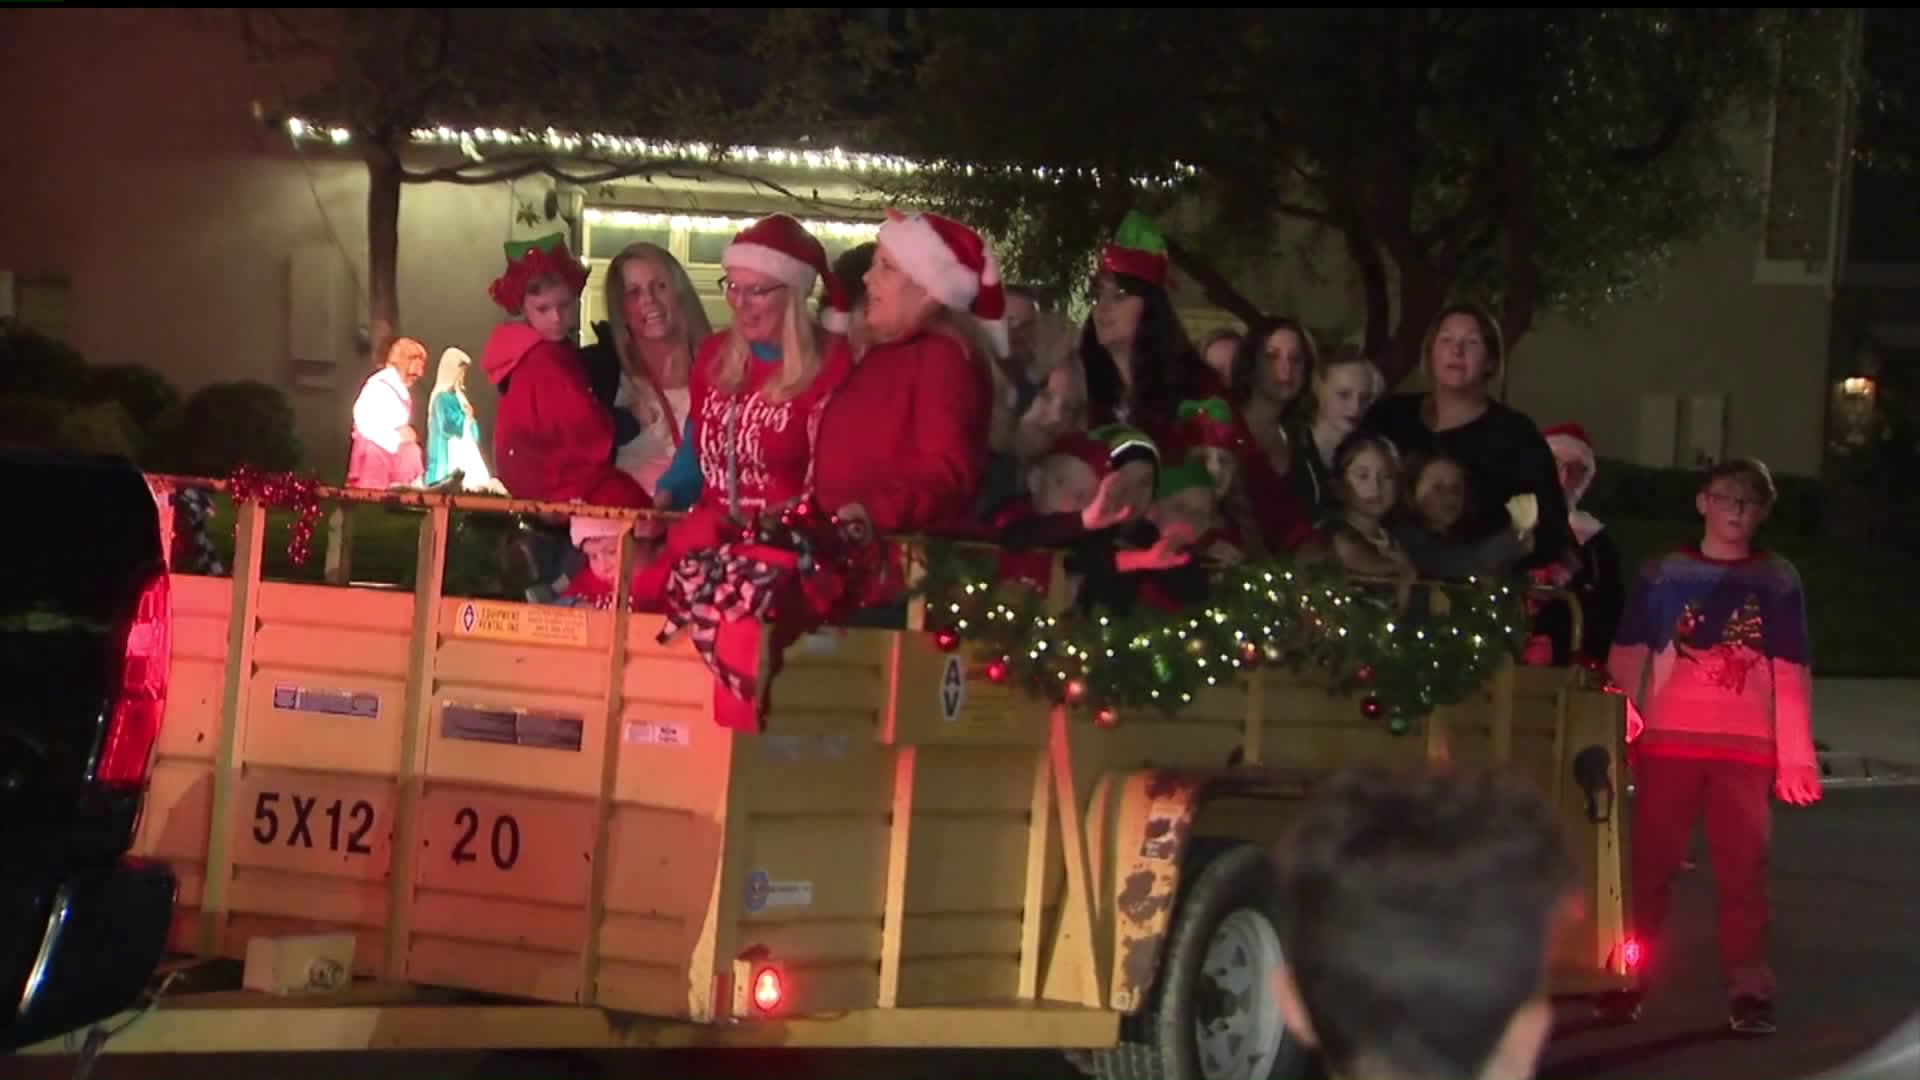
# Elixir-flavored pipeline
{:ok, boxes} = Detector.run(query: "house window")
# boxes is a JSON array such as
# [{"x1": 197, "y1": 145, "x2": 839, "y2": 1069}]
[
  {"x1": 1843, "y1": 10, "x2": 1920, "y2": 280},
  {"x1": 1755, "y1": 8, "x2": 1857, "y2": 286},
  {"x1": 578, "y1": 207, "x2": 881, "y2": 342}
]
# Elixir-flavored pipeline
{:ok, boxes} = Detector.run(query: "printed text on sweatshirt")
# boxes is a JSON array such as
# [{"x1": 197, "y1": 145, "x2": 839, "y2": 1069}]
[{"x1": 1605, "y1": 548, "x2": 1814, "y2": 770}]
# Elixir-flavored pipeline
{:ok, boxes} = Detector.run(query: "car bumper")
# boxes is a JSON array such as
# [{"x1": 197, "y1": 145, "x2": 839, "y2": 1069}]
[{"x1": 3, "y1": 857, "x2": 176, "y2": 1053}]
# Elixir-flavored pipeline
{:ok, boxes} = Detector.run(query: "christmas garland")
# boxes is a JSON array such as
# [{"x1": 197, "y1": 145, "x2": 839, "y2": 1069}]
[
  {"x1": 913, "y1": 542, "x2": 1532, "y2": 734},
  {"x1": 226, "y1": 466, "x2": 324, "y2": 565}
]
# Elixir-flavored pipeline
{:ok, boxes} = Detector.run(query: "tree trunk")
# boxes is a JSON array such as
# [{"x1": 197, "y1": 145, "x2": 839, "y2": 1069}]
[
  {"x1": 364, "y1": 141, "x2": 403, "y2": 368},
  {"x1": 1164, "y1": 237, "x2": 1265, "y2": 327},
  {"x1": 1383, "y1": 267, "x2": 1447, "y2": 390},
  {"x1": 1346, "y1": 229, "x2": 1393, "y2": 369}
]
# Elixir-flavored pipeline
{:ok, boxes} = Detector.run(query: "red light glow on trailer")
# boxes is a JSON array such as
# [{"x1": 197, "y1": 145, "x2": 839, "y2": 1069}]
[{"x1": 751, "y1": 967, "x2": 783, "y2": 1012}]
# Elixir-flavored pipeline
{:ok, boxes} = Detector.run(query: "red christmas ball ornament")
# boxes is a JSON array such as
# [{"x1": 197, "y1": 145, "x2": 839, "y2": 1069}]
[
  {"x1": 1094, "y1": 707, "x2": 1118, "y2": 729},
  {"x1": 984, "y1": 658, "x2": 1009, "y2": 683},
  {"x1": 1361, "y1": 695, "x2": 1383, "y2": 719},
  {"x1": 1239, "y1": 641, "x2": 1262, "y2": 666},
  {"x1": 933, "y1": 628, "x2": 961, "y2": 652},
  {"x1": 1355, "y1": 664, "x2": 1374, "y2": 683},
  {"x1": 1065, "y1": 678, "x2": 1087, "y2": 704}
]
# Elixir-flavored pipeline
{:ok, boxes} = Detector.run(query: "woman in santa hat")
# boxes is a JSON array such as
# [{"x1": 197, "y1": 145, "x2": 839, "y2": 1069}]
[
  {"x1": 1528, "y1": 422, "x2": 1625, "y2": 666},
  {"x1": 812, "y1": 209, "x2": 1001, "y2": 538},
  {"x1": 638, "y1": 213, "x2": 854, "y2": 730},
  {"x1": 650, "y1": 213, "x2": 850, "y2": 520}
]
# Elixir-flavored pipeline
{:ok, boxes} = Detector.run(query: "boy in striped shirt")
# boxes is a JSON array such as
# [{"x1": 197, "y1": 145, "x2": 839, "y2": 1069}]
[{"x1": 1606, "y1": 458, "x2": 1821, "y2": 1036}]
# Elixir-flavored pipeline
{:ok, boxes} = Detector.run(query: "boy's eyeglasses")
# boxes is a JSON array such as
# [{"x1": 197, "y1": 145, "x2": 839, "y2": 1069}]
[{"x1": 719, "y1": 277, "x2": 787, "y2": 302}]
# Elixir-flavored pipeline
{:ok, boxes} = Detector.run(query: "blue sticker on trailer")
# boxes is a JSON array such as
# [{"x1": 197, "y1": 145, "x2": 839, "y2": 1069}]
[
  {"x1": 272, "y1": 684, "x2": 380, "y2": 719},
  {"x1": 745, "y1": 870, "x2": 771, "y2": 913}
]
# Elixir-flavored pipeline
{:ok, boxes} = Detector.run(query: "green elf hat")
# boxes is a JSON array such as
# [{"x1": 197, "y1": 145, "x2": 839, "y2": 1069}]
[
  {"x1": 1089, "y1": 422, "x2": 1161, "y2": 475},
  {"x1": 503, "y1": 232, "x2": 572, "y2": 263},
  {"x1": 1099, "y1": 210, "x2": 1171, "y2": 290},
  {"x1": 1175, "y1": 397, "x2": 1241, "y2": 453},
  {"x1": 1156, "y1": 459, "x2": 1214, "y2": 500},
  {"x1": 489, "y1": 232, "x2": 590, "y2": 314}
]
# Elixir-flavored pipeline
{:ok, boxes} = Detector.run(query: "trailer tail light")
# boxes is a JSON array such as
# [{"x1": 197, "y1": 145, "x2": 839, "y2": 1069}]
[
  {"x1": 97, "y1": 570, "x2": 171, "y2": 786},
  {"x1": 1609, "y1": 935, "x2": 1645, "y2": 975},
  {"x1": 729, "y1": 955, "x2": 787, "y2": 1017},
  {"x1": 751, "y1": 967, "x2": 784, "y2": 1013}
]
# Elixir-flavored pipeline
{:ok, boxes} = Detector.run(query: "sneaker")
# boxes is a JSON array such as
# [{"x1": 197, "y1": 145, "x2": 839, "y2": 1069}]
[{"x1": 1729, "y1": 995, "x2": 1776, "y2": 1036}]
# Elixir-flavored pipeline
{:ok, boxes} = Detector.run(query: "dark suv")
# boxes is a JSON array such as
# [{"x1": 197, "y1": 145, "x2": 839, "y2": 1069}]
[{"x1": 1, "y1": 448, "x2": 177, "y2": 1052}]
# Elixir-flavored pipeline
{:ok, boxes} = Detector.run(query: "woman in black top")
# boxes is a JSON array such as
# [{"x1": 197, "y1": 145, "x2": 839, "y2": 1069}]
[{"x1": 1359, "y1": 302, "x2": 1569, "y2": 571}]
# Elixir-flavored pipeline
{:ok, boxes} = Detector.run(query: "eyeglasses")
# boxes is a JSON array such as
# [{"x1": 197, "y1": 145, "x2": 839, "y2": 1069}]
[
  {"x1": 719, "y1": 276, "x2": 788, "y2": 302},
  {"x1": 1705, "y1": 491, "x2": 1766, "y2": 514}
]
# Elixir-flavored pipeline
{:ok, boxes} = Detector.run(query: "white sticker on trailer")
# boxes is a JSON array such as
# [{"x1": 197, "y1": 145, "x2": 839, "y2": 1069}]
[{"x1": 624, "y1": 721, "x2": 690, "y2": 747}]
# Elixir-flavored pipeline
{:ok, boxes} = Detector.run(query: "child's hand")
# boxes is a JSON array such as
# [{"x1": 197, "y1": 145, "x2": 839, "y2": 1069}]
[
  {"x1": 1080, "y1": 472, "x2": 1138, "y2": 532},
  {"x1": 1116, "y1": 523, "x2": 1195, "y2": 573},
  {"x1": 1204, "y1": 539, "x2": 1244, "y2": 567},
  {"x1": 1774, "y1": 764, "x2": 1822, "y2": 806}
]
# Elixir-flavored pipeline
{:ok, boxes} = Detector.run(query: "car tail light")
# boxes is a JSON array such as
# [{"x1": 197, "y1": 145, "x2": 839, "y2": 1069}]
[{"x1": 97, "y1": 570, "x2": 171, "y2": 786}]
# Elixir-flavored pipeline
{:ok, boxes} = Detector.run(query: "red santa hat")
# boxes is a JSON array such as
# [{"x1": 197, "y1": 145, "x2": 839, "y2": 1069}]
[
  {"x1": 1541, "y1": 422, "x2": 1602, "y2": 542},
  {"x1": 722, "y1": 214, "x2": 851, "y2": 333},
  {"x1": 876, "y1": 209, "x2": 1009, "y2": 358}
]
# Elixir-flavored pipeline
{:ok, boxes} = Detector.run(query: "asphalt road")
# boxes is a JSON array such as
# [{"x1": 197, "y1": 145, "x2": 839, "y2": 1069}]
[{"x1": 18, "y1": 785, "x2": 1920, "y2": 1080}]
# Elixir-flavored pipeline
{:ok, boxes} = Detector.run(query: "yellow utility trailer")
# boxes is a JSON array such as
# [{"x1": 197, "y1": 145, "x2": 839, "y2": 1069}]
[{"x1": 25, "y1": 478, "x2": 1636, "y2": 1080}]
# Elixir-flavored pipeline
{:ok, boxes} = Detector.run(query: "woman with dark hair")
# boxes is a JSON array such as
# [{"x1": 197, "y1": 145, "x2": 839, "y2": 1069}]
[
  {"x1": 1227, "y1": 315, "x2": 1318, "y2": 479},
  {"x1": 1079, "y1": 212, "x2": 1213, "y2": 443},
  {"x1": 1360, "y1": 302, "x2": 1569, "y2": 571}
]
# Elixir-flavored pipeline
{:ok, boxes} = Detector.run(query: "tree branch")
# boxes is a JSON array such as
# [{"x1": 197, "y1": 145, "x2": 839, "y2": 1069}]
[
  {"x1": 1164, "y1": 236, "x2": 1264, "y2": 326},
  {"x1": 1610, "y1": 100, "x2": 1697, "y2": 166},
  {"x1": 399, "y1": 156, "x2": 684, "y2": 186}
]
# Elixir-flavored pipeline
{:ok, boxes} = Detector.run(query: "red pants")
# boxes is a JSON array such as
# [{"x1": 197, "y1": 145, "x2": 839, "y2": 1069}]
[{"x1": 1631, "y1": 755, "x2": 1775, "y2": 1000}]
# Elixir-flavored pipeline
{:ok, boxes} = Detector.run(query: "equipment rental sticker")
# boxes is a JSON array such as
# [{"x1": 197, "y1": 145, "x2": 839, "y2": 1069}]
[{"x1": 454, "y1": 599, "x2": 589, "y2": 647}]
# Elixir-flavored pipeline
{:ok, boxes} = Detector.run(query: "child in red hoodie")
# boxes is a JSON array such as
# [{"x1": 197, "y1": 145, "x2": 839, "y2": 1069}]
[{"x1": 481, "y1": 235, "x2": 650, "y2": 511}]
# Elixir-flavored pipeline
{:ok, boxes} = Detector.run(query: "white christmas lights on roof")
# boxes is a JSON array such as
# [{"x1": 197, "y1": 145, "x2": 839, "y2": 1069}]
[
  {"x1": 280, "y1": 117, "x2": 1199, "y2": 188},
  {"x1": 584, "y1": 207, "x2": 880, "y2": 240}
]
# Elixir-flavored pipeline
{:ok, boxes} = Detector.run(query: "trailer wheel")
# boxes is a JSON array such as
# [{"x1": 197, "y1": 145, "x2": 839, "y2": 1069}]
[{"x1": 1093, "y1": 843, "x2": 1308, "y2": 1080}]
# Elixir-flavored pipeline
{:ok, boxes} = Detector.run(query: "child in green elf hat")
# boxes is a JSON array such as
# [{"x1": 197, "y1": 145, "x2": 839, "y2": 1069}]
[
  {"x1": 1171, "y1": 396, "x2": 1265, "y2": 564},
  {"x1": 1153, "y1": 460, "x2": 1234, "y2": 565},
  {"x1": 991, "y1": 425, "x2": 1195, "y2": 611}
]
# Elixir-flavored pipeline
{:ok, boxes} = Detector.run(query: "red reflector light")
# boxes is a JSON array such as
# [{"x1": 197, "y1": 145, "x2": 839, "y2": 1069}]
[
  {"x1": 98, "y1": 571, "x2": 171, "y2": 786},
  {"x1": 751, "y1": 967, "x2": 783, "y2": 1012},
  {"x1": 1619, "y1": 936, "x2": 1645, "y2": 972}
]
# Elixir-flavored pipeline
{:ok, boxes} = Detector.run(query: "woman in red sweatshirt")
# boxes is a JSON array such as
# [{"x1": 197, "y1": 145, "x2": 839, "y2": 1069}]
[
  {"x1": 637, "y1": 216, "x2": 855, "y2": 731},
  {"x1": 813, "y1": 209, "x2": 999, "y2": 538}
]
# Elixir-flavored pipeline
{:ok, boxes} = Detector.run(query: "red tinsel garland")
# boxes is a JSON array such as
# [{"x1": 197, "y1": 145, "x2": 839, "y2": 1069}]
[{"x1": 226, "y1": 466, "x2": 323, "y2": 565}]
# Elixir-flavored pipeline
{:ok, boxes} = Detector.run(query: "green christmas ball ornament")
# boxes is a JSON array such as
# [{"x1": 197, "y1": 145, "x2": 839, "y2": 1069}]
[{"x1": 1387, "y1": 711, "x2": 1412, "y2": 736}]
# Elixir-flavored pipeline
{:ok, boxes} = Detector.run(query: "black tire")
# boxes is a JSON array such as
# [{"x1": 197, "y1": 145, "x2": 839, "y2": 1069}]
[{"x1": 1092, "y1": 843, "x2": 1310, "y2": 1080}]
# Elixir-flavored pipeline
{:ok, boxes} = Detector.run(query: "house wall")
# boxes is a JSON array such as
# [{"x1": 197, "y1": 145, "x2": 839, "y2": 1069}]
[
  {"x1": 1, "y1": 8, "x2": 1857, "y2": 480},
  {"x1": 0, "y1": 10, "x2": 538, "y2": 476}
]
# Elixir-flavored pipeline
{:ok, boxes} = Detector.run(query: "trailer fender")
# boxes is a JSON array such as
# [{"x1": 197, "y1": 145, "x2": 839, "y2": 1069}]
[{"x1": 1106, "y1": 766, "x2": 1318, "y2": 1013}]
